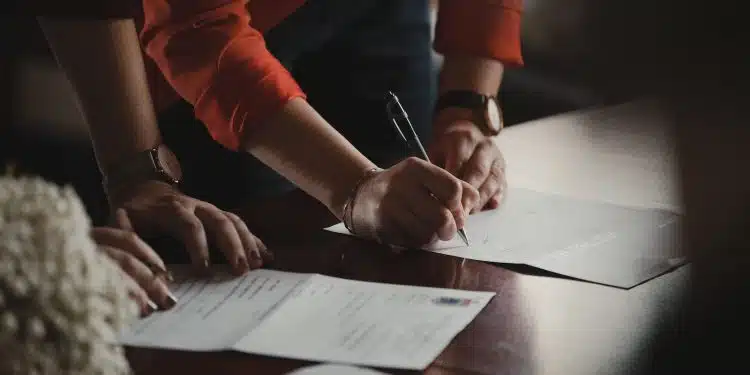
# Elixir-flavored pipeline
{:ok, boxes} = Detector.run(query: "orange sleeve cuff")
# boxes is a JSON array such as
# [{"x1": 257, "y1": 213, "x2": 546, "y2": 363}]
[
  {"x1": 193, "y1": 36, "x2": 306, "y2": 151},
  {"x1": 141, "y1": 0, "x2": 305, "y2": 151},
  {"x1": 434, "y1": 0, "x2": 524, "y2": 67}
]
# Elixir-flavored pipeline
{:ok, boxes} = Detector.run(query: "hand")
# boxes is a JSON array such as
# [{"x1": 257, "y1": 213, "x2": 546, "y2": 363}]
[
  {"x1": 429, "y1": 118, "x2": 507, "y2": 213},
  {"x1": 91, "y1": 225, "x2": 176, "y2": 317},
  {"x1": 349, "y1": 157, "x2": 480, "y2": 247},
  {"x1": 108, "y1": 181, "x2": 272, "y2": 275}
]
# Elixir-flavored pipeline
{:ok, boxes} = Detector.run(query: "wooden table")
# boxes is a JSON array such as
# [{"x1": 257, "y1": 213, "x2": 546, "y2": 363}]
[{"x1": 126, "y1": 101, "x2": 687, "y2": 375}]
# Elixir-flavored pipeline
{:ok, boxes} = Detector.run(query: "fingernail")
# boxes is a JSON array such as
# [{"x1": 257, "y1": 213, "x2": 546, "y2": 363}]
[
  {"x1": 159, "y1": 267, "x2": 174, "y2": 282},
  {"x1": 203, "y1": 259, "x2": 210, "y2": 269},
  {"x1": 163, "y1": 293, "x2": 178, "y2": 309},
  {"x1": 236, "y1": 256, "x2": 249, "y2": 273},
  {"x1": 147, "y1": 300, "x2": 158, "y2": 313},
  {"x1": 151, "y1": 267, "x2": 174, "y2": 283},
  {"x1": 249, "y1": 252, "x2": 263, "y2": 268}
]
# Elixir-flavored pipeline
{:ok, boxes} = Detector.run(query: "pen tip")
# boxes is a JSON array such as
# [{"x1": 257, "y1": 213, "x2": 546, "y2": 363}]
[{"x1": 458, "y1": 229, "x2": 469, "y2": 245}]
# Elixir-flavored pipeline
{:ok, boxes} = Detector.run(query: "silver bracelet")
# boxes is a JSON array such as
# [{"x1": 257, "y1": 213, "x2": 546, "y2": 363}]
[{"x1": 342, "y1": 167, "x2": 382, "y2": 235}]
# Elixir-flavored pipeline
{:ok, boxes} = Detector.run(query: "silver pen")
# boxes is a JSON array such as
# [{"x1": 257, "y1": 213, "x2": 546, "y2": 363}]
[{"x1": 385, "y1": 91, "x2": 470, "y2": 246}]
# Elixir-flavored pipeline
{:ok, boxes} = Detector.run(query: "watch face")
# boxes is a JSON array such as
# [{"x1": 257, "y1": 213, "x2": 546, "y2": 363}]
[
  {"x1": 156, "y1": 146, "x2": 183, "y2": 183},
  {"x1": 485, "y1": 97, "x2": 503, "y2": 133}
]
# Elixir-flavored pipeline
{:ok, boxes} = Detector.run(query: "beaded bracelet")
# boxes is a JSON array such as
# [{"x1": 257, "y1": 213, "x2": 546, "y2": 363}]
[{"x1": 342, "y1": 167, "x2": 382, "y2": 235}]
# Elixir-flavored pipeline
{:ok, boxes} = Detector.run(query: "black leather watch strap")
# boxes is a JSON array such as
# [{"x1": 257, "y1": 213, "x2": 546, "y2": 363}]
[{"x1": 435, "y1": 90, "x2": 489, "y2": 112}]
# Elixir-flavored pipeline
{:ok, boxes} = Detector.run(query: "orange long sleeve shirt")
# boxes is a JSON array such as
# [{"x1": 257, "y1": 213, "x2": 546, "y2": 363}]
[{"x1": 140, "y1": 0, "x2": 523, "y2": 151}]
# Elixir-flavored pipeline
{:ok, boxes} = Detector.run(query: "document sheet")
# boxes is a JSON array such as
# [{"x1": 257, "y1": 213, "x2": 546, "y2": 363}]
[
  {"x1": 325, "y1": 188, "x2": 685, "y2": 288},
  {"x1": 120, "y1": 269, "x2": 494, "y2": 370}
]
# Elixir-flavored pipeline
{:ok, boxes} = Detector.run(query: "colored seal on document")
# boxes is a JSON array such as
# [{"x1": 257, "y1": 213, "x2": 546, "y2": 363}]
[{"x1": 432, "y1": 297, "x2": 473, "y2": 306}]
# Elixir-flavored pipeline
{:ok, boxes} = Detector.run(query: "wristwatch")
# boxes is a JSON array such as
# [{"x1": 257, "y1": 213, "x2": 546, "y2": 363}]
[
  {"x1": 435, "y1": 90, "x2": 504, "y2": 136},
  {"x1": 102, "y1": 144, "x2": 182, "y2": 193}
]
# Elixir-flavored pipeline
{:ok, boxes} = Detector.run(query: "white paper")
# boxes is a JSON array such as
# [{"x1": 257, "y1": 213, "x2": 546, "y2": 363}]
[
  {"x1": 286, "y1": 364, "x2": 390, "y2": 375},
  {"x1": 324, "y1": 188, "x2": 683, "y2": 288},
  {"x1": 120, "y1": 269, "x2": 494, "y2": 370},
  {"x1": 233, "y1": 274, "x2": 494, "y2": 369},
  {"x1": 119, "y1": 269, "x2": 309, "y2": 350}
]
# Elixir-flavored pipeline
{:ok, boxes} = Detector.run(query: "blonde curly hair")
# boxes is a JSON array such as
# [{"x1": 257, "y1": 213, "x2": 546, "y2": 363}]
[{"x1": 0, "y1": 176, "x2": 138, "y2": 374}]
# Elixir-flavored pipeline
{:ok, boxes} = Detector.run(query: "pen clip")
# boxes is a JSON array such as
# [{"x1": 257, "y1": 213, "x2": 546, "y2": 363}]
[{"x1": 385, "y1": 93, "x2": 411, "y2": 152}]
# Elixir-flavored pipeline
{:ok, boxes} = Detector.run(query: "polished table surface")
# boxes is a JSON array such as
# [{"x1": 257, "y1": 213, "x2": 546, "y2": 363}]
[{"x1": 126, "y1": 101, "x2": 687, "y2": 375}]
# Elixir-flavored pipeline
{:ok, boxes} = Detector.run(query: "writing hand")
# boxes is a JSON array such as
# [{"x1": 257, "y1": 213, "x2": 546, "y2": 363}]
[{"x1": 349, "y1": 157, "x2": 479, "y2": 247}]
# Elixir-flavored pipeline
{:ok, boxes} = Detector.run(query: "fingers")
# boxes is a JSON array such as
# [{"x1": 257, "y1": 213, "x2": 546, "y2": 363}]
[
  {"x1": 91, "y1": 226, "x2": 169, "y2": 277},
  {"x1": 401, "y1": 187, "x2": 458, "y2": 242},
  {"x1": 460, "y1": 141, "x2": 497, "y2": 189},
  {"x1": 164, "y1": 200, "x2": 211, "y2": 274},
  {"x1": 225, "y1": 212, "x2": 270, "y2": 270},
  {"x1": 123, "y1": 273, "x2": 155, "y2": 317},
  {"x1": 460, "y1": 180, "x2": 481, "y2": 215},
  {"x1": 442, "y1": 132, "x2": 475, "y2": 176},
  {"x1": 460, "y1": 142, "x2": 506, "y2": 213},
  {"x1": 100, "y1": 245, "x2": 177, "y2": 313},
  {"x1": 485, "y1": 173, "x2": 508, "y2": 210},
  {"x1": 406, "y1": 157, "x2": 473, "y2": 215},
  {"x1": 194, "y1": 204, "x2": 247, "y2": 275}
]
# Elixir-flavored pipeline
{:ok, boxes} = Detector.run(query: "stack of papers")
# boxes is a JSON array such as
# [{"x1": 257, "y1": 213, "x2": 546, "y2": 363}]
[
  {"x1": 326, "y1": 188, "x2": 685, "y2": 288},
  {"x1": 119, "y1": 269, "x2": 494, "y2": 370}
]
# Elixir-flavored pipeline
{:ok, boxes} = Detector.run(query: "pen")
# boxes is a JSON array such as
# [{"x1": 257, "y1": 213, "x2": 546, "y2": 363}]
[{"x1": 385, "y1": 91, "x2": 469, "y2": 246}]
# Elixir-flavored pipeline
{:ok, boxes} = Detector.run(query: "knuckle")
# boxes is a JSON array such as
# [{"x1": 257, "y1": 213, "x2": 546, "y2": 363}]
[
  {"x1": 178, "y1": 215, "x2": 202, "y2": 231},
  {"x1": 438, "y1": 208, "x2": 453, "y2": 227},
  {"x1": 120, "y1": 254, "x2": 141, "y2": 275},
  {"x1": 404, "y1": 156, "x2": 422, "y2": 168},
  {"x1": 488, "y1": 165, "x2": 502, "y2": 179},
  {"x1": 224, "y1": 212, "x2": 241, "y2": 223},
  {"x1": 471, "y1": 163, "x2": 490, "y2": 178},
  {"x1": 447, "y1": 178, "x2": 463, "y2": 198},
  {"x1": 165, "y1": 195, "x2": 183, "y2": 207},
  {"x1": 216, "y1": 217, "x2": 236, "y2": 234},
  {"x1": 123, "y1": 231, "x2": 141, "y2": 246},
  {"x1": 198, "y1": 201, "x2": 219, "y2": 211},
  {"x1": 459, "y1": 131, "x2": 477, "y2": 144}
]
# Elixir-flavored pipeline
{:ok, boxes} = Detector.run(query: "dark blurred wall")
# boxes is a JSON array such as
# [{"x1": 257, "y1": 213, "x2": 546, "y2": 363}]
[{"x1": 4, "y1": 16, "x2": 108, "y2": 224}]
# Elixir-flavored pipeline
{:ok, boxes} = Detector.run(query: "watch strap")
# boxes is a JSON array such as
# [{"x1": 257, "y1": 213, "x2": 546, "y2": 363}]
[
  {"x1": 435, "y1": 90, "x2": 490, "y2": 112},
  {"x1": 102, "y1": 146, "x2": 180, "y2": 192}
]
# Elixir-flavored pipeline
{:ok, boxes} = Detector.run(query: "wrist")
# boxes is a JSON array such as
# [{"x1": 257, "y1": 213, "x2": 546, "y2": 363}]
[
  {"x1": 101, "y1": 144, "x2": 182, "y2": 204},
  {"x1": 327, "y1": 164, "x2": 380, "y2": 220},
  {"x1": 433, "y1": 107, "x2": 476, "y2": 134},
  {"x1": 340, "y1": 167, "x2": 382, "y2": 232}
]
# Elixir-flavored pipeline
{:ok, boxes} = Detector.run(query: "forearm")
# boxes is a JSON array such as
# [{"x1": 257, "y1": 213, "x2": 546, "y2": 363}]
[
  {"x1": 242, "y1": 98, "x2": 377, "y2": 219},
  {"x1": 439, "y1": 55, "x2": 504, "y2": 96},
  {"x1": 38, "y1": 18, "x2": 161, "y2": 171}
]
